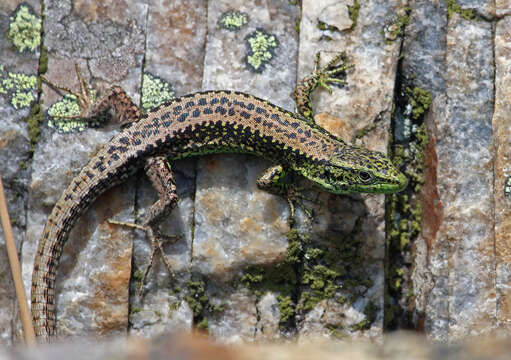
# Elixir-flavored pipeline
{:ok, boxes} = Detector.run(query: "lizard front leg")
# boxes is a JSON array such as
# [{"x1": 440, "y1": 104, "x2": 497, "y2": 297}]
[
  {"x1": 293, "y1": 51, "x2": 351, "y2": 122},
  {"x1": 257, "y1": 165, "x2": 313, "y2": 224}
]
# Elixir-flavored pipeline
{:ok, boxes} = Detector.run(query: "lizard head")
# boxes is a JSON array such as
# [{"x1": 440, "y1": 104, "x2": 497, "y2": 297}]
[{"x1": 302, "y1": 145, "x2": 407, "y2": 194}]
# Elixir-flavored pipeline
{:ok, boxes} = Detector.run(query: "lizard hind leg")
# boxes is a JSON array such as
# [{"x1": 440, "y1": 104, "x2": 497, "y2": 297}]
[
  {"x1": 42, "y1": 64, "x2": 141, "y2": 126},
  {"x1": 256, "y1": 165, "x2": 315, "y2": 226},
  {"x1": 109, "y1": 156, "x2": 180, "y2": 296}
]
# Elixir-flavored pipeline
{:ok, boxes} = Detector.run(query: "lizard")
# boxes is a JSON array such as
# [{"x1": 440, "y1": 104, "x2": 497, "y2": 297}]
[{"x1": 31, "y1": 52, "x2": 407, "y2": 342}]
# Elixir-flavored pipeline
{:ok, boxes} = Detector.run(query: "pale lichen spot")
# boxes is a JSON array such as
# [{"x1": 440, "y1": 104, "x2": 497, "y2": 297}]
[
  {"x1": 7, "y1": 3, "x2": 42, "y2": 53},
  {"x1": 244, "y1": 29, "x2": 278, "y2": 73},
  {"x1": 218, "y1": 10, "x2": 248, "y2": 31},
  {"x1": 47, "y1": 92, "x2": 105, "y2": 133},
  {"x1": 0, "y1": 65, "x2": 37, "y2": 109},
  {"x1": 141, "y1": 73, "x2": 175, "y2": 112}
]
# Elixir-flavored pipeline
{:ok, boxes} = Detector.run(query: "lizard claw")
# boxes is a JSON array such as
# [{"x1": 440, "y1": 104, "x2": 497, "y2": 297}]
[
  {"x1": 42, "y1": 64, "x2": 101, "y2": 122},
  {"x1": 285, "y1": 187, "x2": 315, "y2": 225},
  {"x1": 108, "y1": 219, "x2": 179, "y2": 297},
  {"x1": 313, "y1": 51, "x2": 351, "y2": 93}
]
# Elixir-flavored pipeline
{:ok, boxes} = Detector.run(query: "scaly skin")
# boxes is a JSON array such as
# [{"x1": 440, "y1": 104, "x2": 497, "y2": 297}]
[{"x1": 32, "y1": 56, "x2": 407, "y2": 342}]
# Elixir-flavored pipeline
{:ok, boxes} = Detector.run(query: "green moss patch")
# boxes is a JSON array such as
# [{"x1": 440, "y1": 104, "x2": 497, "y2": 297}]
[
  {"x1": 347, "y1": 0, "x2": 360, "y2": 30},
  {"x1": 241, "y1": 226, "x2": 376, "y2": 333},
  {"x1": 352, "y1": 301, "x2": 378, "y2": 331},
  {"x1": 407, "y1": 87, "x2": 432, "y2": 120},
  {"x1": 386, "y1": 85, "x2": 431, "y2": 329},
  {"x1": 244, "y1": 29, "x2": 278, "y2": 73},
  {"x1": 7, "y1": 3, "x2": 41, "y2": 53},
  {"x1": 382, "y1": 7, "x2": 410, "y2": 44},
  {"x1": 25, "y1": 103, "x2": 44, "y2": 149},
  {"x1": 446, "y1": 0, "x2": 475, "y2": 20},
  {"x1": 184, "y1": 279, "x2": 224, "y2": 332}
]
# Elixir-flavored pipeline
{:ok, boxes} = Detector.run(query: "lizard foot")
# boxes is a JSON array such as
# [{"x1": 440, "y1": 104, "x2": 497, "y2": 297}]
[
  {"x1": 285, "y1": 187, "x2": 316, "y2": 226},
  {"x1": 312, "y1": 51, "x2": 352, "y2": 94},
  {"x1": 108, "y1": 219, "x2": 179, "y2": 297},
  {"x1": 41, "y1": 64, "x2": 108, "y2": 123}
]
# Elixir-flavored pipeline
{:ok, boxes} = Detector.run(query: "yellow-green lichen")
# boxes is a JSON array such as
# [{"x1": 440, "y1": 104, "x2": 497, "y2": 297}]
[
  {"x1": 218, "y1": 10, "x2": 248, "y2": 31},
  {"x1": 245, "y1": 29, "x2": 278, "y2": 73},
  {"x1": 447, "y1": 0, "x2": 475, "y2": 20},
  {"x1": 7, "y1": 4, "x2": 42, "y2": 53},
  {"x1": 141, "y1": 73, "x2": 175, "y2": 112},
  {"x1": 382, "y1": 7, "x2": 410, "y2": 44},
  {"x1": 348, "y1": 0, "x2": 360, "y2": 30},
  {"x1": 0, "y1": 66, "x2": 38, "y2": 109}
]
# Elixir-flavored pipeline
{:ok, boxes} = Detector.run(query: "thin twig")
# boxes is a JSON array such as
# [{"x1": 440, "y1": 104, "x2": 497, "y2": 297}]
[{"x1": 0, "y1": 178, "x2": 36, "y2": 344}]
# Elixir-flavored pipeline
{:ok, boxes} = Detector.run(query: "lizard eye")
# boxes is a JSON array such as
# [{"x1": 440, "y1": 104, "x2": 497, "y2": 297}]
[{"x1": 358, "y1": 170, "x2": 372, "y2": 183}]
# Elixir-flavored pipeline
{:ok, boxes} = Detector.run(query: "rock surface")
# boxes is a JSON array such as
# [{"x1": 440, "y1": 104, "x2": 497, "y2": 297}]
[
  {"x1": 0, "y1": 0, "x2": 510, "y2": 347},
  {"x1": 0, "y1": 0, "x2": 40, "y2": 346}
]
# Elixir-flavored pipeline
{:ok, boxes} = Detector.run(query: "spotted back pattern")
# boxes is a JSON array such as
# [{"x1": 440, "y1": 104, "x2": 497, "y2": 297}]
[{"x1": 31, "y1": 90, "x2": 406, "y2": 341}]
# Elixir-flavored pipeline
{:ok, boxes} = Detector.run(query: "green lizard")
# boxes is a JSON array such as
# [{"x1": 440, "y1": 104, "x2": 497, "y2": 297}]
[{"x1": 31, "y1": 52, "x2": 407, "y2": 342}]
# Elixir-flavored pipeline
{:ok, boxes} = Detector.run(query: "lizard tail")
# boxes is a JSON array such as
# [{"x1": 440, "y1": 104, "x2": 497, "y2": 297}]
[{"x1": 30, "y1": 157, "x2": 133, "y2": 342}]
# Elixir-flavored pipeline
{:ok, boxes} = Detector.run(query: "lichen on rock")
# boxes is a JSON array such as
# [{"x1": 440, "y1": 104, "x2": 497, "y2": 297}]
[{"x1": 7, "y1": 3, "x2": 42, "y2": 53}]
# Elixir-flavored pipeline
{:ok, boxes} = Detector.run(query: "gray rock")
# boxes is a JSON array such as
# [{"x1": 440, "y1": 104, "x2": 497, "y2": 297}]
[
  {"x1": 296, "y1": 0, "x2": 402, "y2": 340},
  {"x1": 2, "y1": 0, "x2": 508, "y2": 346},
  {"x1": 493, "y1": 15, "x2": 511, "y2": 333},
  {"x1": 20, "y1": 0, "x2": 146, "y2": 341},
  {"x1": 196, "y1": 0, "x2": 299, "y2": 342},
  {"x1": 0, "y1": 0, "x2": 40, "y2": 346}
]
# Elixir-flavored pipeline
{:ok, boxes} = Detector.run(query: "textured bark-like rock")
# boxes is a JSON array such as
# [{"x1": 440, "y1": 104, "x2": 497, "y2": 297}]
[
  {"x1": 195, "y1": 0, "x2": 298, "y2": 342},
  {"x1": 20, "y1": 0, "x2": 146, "y2": 340},
  {"x1": 128, "y1": 0, "x2": 207, "y2": 338},
  {"x1": 494, "y1": 16, "x2": 511, "y2": 333},
  {"x1": 0, "y1": 0, "x2": 40, "y2": 345},
  {"x1": 394, "y1": 0, "x2": 447, "y2": 331},
  {"x1": 297, "y1": 0, "x2": 403, "y2": 340},
  {"x1": 422, "y1": 14, "x2": 495, "y2": 341}
]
